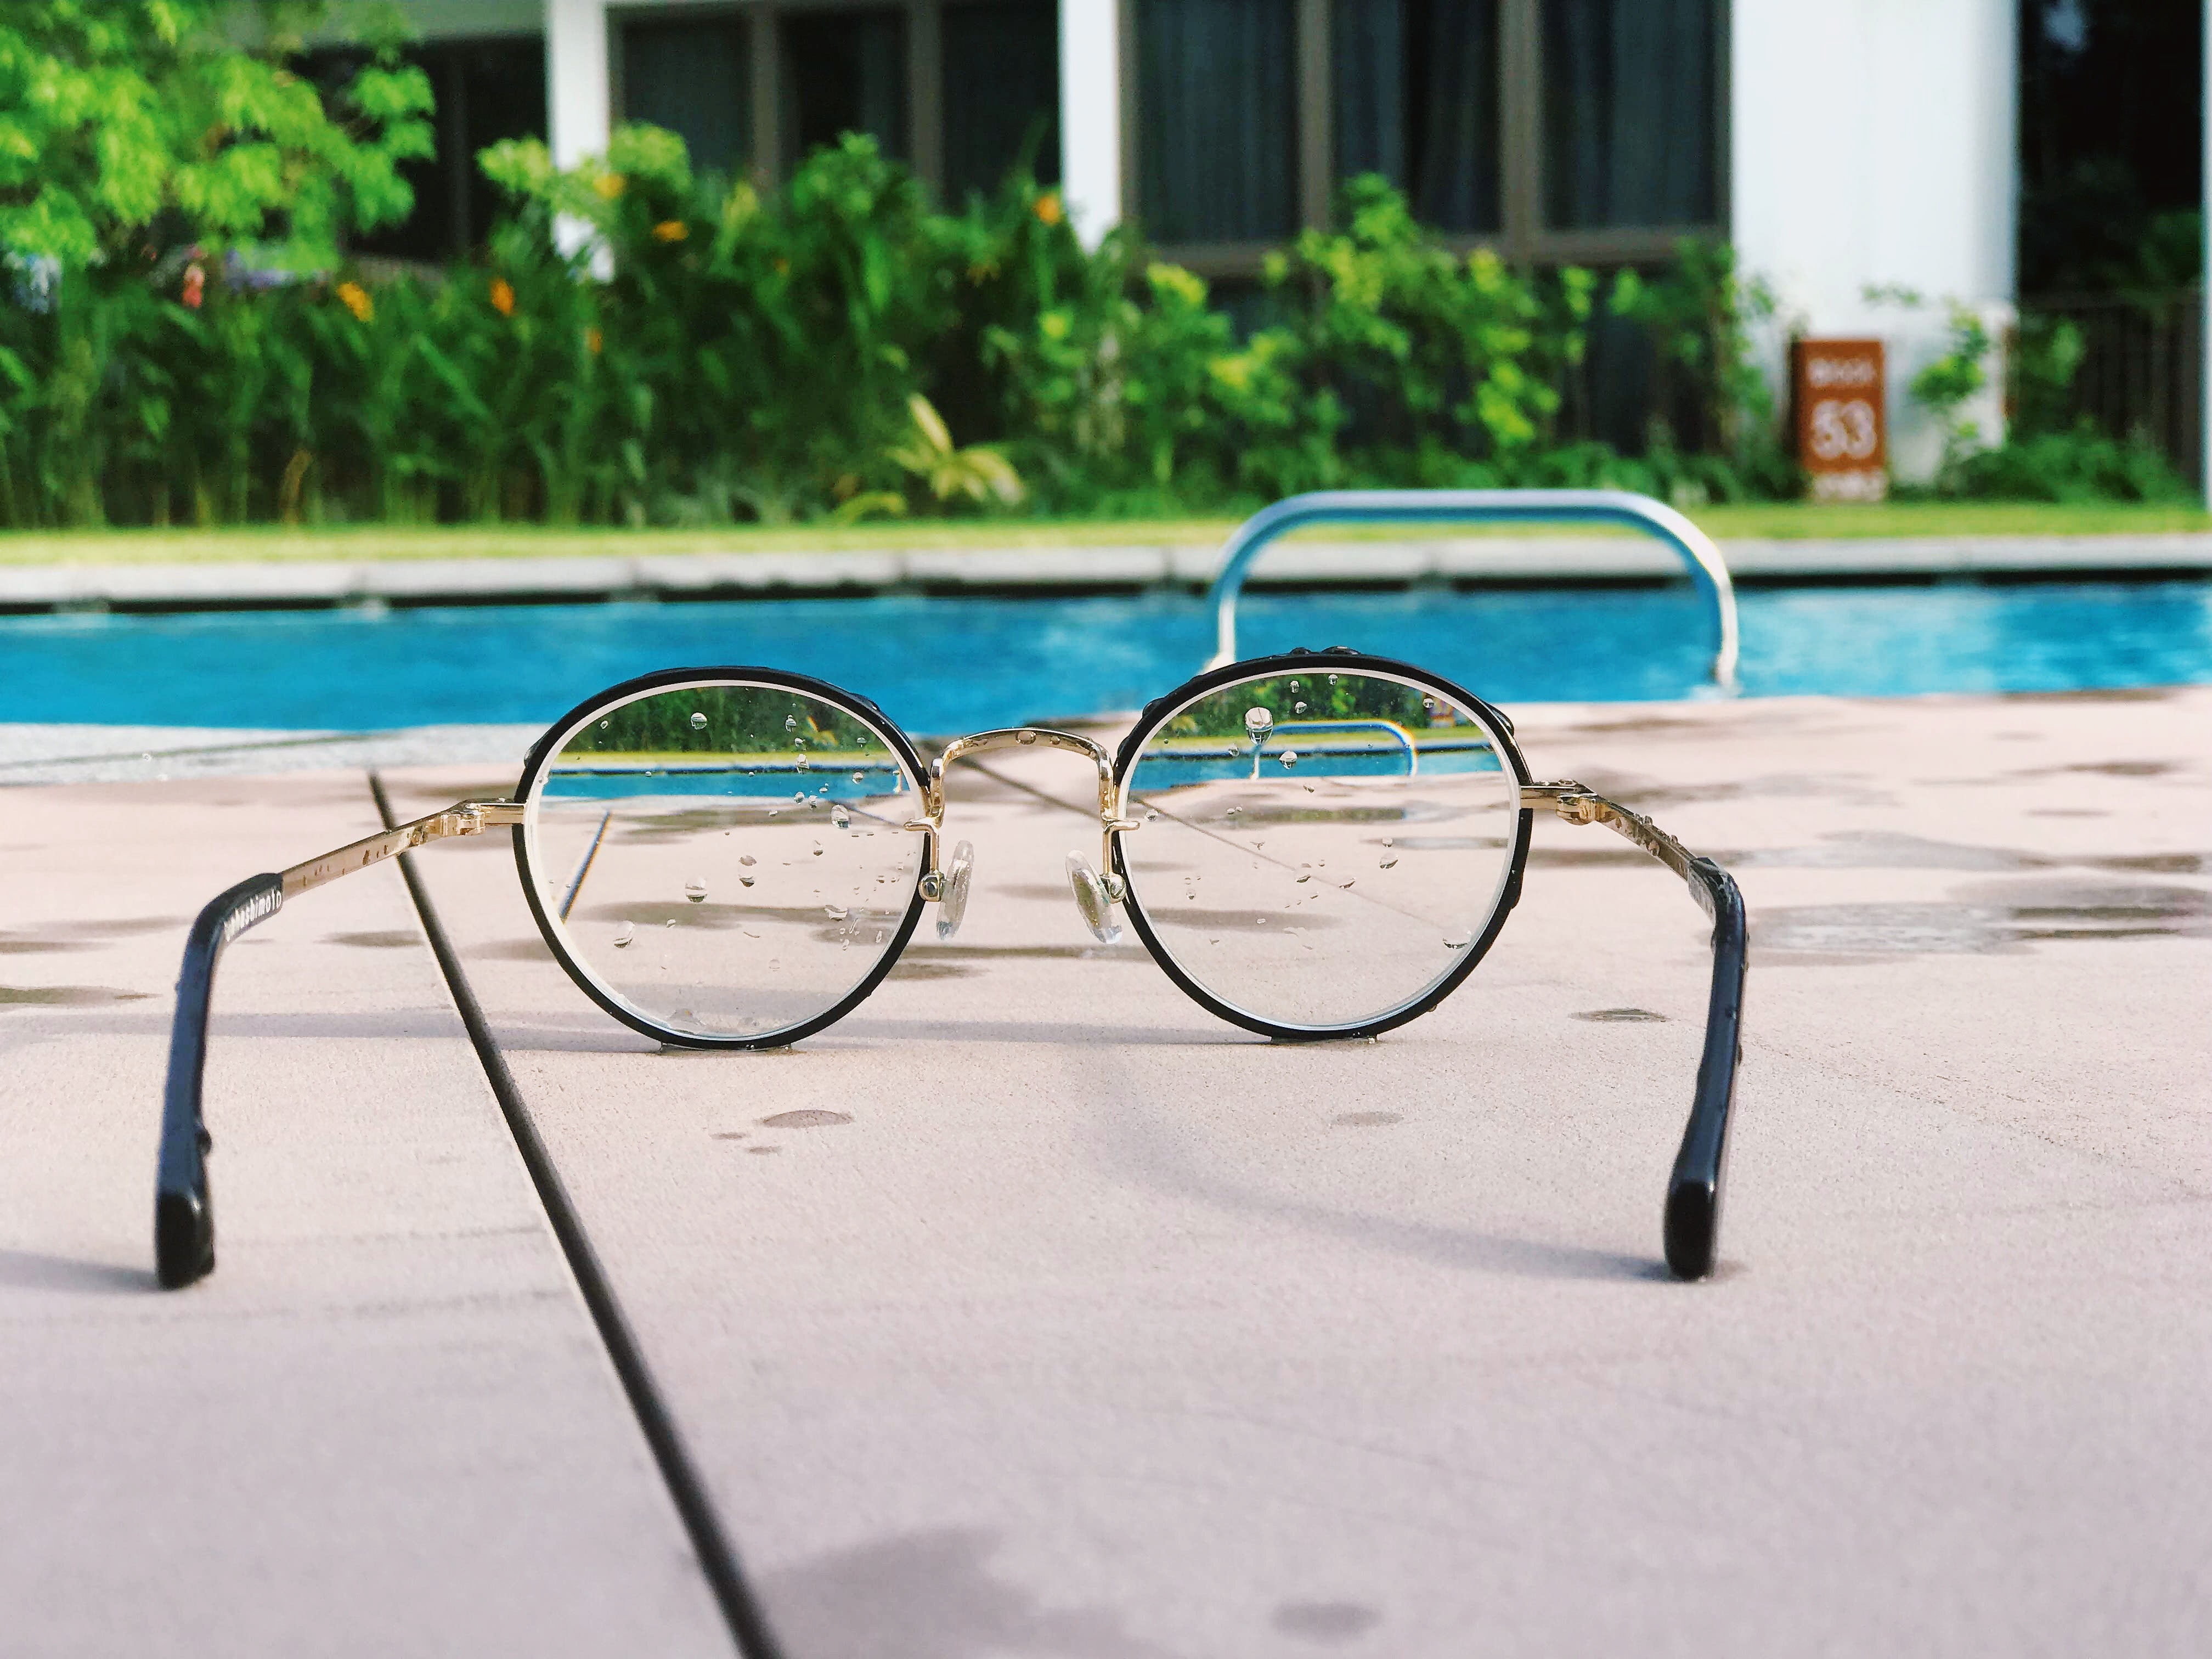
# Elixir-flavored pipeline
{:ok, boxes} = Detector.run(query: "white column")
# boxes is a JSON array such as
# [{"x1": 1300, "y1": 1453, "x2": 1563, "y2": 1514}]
[
  {"x1": 1059, "y1": 0, "x2": 1123, "y2": 246},
  {"x1": 546, "y1": 0, "x2": 611, "y2": 168},
  {"x1": 1731, "y1": 0, "x2": 2017, "y2": 482}
]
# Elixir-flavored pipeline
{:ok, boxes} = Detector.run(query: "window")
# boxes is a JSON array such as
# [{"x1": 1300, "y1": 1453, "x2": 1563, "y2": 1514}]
[
  {"x1": 1333, "y1": 0, "x2": 1501, "y2": 234},
  {"x1": 1135, "y1": 0, "x2": 1300, "y2": 245},
  {"x1": 313, "y1": 36, "x2": 547, "y2": 262},
  {"x1": 942, "y1": 0, "x2": 1062, "y2": 200},
  {"x1": 781, "y1": 8, "x2": 911, "y2": 166},
  {"x1": 1542, "y1": 0, "x2": 1718, "y2": 230},
  {"x1": 621, "y1": 14, "x2": 752, "y2": 178},
  {"x1": 1133, "y1": 0, "x2": 1723, "y2": 265}
]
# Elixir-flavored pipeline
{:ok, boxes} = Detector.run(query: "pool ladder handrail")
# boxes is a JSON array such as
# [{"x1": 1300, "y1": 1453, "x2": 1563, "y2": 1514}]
[{"x1": 1204, "y1": 489, "x2": 1740, "y2": 693}]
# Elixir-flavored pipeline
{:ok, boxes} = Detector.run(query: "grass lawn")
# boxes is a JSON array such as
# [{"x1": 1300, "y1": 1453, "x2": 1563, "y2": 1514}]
[{"x1": 0, "y1": 499, "x2": 2204, "y2": 566}]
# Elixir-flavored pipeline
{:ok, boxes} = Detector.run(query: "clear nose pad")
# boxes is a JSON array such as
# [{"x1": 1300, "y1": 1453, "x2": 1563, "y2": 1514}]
[
  {"x1": 1065, "y1": 852, "x2": 1124, "y2": 945},
  {"x1": 934, "y1": 839, "x2": 975, "y2": 940}
]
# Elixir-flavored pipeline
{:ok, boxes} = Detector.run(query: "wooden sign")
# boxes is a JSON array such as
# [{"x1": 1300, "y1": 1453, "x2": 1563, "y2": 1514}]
[{"x1": 1791, "y1": 338, "x2": 1886, "y2": 502}]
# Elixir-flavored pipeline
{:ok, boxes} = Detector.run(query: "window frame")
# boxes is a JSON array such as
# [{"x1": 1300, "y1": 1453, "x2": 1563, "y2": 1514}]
[
  {"x1": 608, "y1": 0, "x2": 1058, "y2": 196},
  {"x1": 1127, "y1": 0, "x2": 1731, "y2": 276}
]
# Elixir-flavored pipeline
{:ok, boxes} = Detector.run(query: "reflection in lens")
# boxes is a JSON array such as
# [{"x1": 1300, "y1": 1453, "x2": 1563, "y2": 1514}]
[
  {"x1": 1119, "y1": 669, "x2": 1519, "y2": 1030},
  {"x1": 527, "y1": 681, "x2": 923, "y2": 1040}
]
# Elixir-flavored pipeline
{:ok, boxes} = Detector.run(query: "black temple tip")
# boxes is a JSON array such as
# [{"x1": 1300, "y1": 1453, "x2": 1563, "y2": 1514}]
[
  {"x1": 155, "y1": 1187, "x2": 213, "y2": 1289},
  {"x1": 1663, "y1": 1180, "x2": 1717, "y2": 1280}
]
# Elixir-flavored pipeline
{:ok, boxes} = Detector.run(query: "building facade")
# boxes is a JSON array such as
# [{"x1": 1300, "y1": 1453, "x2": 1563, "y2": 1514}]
[{"x1": 382, "y1": 0, "x2": 2018, "y2": 477}]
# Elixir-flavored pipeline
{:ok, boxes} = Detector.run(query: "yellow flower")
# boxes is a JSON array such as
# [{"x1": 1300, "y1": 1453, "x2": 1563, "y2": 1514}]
[
  {"x1": 594, "y1": 172, "x2": 627, "y2": 200},
  {"x1": 652, "y1": 219, "x2": 688, "y2": 242},
  {"x1": 1034, "y1": 193, "x2": 1064, "y2": 227},
  {"x1": 585, "y1": 327, "x2": 603, "y2": 356},
  {"x1": 336, "y1": 280, "x2": 373, "y2": 323},
  {"x1": 489, "y1": 278, "x2": 516, "y2": 317}
]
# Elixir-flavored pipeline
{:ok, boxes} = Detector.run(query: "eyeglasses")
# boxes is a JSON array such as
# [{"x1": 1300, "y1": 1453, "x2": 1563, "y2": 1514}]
[{"x1": 156, "y1": 648, "x2": 1746, "y2": 1291}]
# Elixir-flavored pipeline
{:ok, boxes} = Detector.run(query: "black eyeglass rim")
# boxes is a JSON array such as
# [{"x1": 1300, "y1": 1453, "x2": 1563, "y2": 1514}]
[
  {"x1": 511, "y1": 665, "x2": 934, "y2": 1051},
  {"x1": 1110, "y1": 648, "x2": 1535, "y2": 1043}
]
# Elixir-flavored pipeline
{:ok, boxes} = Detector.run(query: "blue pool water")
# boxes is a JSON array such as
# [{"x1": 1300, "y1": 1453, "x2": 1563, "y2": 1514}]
[{"x1": 2, "y1": 580, "x2": 2207, "y2": 736}]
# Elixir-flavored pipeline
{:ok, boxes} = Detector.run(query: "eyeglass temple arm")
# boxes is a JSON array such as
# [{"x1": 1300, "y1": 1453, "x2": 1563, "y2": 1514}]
[
  {"x1": 155, "y1": 799, "x2": 526, "y2": 1289},
  {"x1": 1520, "y1": 782, "x2": 1748, "y2": 1281}
]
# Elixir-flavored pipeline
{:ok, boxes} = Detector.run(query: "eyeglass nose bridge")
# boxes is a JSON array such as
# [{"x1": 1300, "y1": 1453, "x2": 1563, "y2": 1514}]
[{"x1": 904, "y1": 726, "x2": 1143, "y2": 938}]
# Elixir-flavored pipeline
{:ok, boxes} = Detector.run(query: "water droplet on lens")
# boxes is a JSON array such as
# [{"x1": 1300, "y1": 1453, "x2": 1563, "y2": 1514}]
[
  {"x1": 684, "y1": 879, "x2": 707, "y2": 902},
  {"x1": 739, "y1": 874, "x2": 755, "y2": 887},
  {"x1": 851, "y1": 770, "x2": 865, "y2": 783},
  {"x1": 599, "y1": 719, "x2": 610, "y2": 729},
  {"x1": 739, "y1": 854, "x2": 755, "y2": 866},
  {"x1": 811, "y1": 841, "x2": 824, "y2": 856},
  {"x1": 792, "y1": 791, "x2": 806, "y2": 803},
  {"x1": 690, "y1": 712, "x2": 707, "y2": 730},
  {"x1": 831, "y1": 804, "x2": 850, "y2": 828},
  {"x1": 1256, "y1": 917, "x2": 1266, "y2": 925},
  {"x1": 1443, "y1": 934, "x2": 1470, "y2": 949},
  {"x1": 793, "y1": 736, "x2": 805, "y2": 749},
  {"x1": 824, "y1": 905, "x2": 848, "y2": 920},
  {"x1": 664, "y1": 918, "x2": 676, "y2": 928},
  {"x1": 785, "y1": 715, "x2": 798, "y2": 731},
  {"x1": 1288, "y1": 680, "x2": 1300, "y2": 692},
  {"x1": 795, "y1": 754, "x2": 811, "y2": 770},
  {"x1": 1423, "y1": 696, "x2": 1437, "y2": 710},
  {"x1": 612, "y1": 922, "x2": 634, "y2": 947},
  {"x1": 1379, "y1": 856, "x2": 1398, "y2": 869},
  {"x1": 1295, "y1": 872, "x2": 1311, "y2": 883},
  {"x1": 1225, "y1": 806, "x2": 1240, "y2": 817},
  {"x1": 1294, "y1": 701, "x2": 1307, "y2": 715},
  {"x1": 1381, "y1": 836, "x2": 1393, "y2": 847},
  {"x1": 1280, "y1": 751, "x2": 1298, "y2": 768},
  {"x1": 768, "y1": 809, "x2": 780, "y2": 818},
  {"x1": 1327, "y1": 673, "x2": 1337, "y2": 684}
]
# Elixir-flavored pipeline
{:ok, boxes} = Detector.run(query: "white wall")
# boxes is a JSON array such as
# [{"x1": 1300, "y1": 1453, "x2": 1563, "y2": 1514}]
[
  {"x1": 544, "y1": 0, "x2": 611, "y2": 170},
  {"x1": 1058, "y1": 0, "x2": 1123, "y2": 246},
  {"x1": 1733, "y1": 0, "x2": 2018, "y2": 479}
]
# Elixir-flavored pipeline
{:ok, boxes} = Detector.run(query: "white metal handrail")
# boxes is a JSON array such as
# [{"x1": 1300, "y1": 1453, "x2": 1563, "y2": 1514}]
[{"x1": 1204, "y1": 488, "x2": 1740, "y2": 692}]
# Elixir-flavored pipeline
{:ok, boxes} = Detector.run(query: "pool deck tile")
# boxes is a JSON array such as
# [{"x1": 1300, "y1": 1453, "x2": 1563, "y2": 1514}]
[
  {"x1": 417, "y1": 686, "x2": 2212, "y2": 1656},
  {"x1": 4, "y1": 689, "x2": 2205, "y2": 1654},
  {"x1": 0, "y1": 772, "x2": 733, "y2": 1656}
]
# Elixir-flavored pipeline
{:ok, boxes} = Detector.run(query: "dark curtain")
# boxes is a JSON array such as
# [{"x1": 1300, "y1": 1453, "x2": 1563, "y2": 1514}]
[
  {"x1": 315, "y1": 37, "x2": 546, "y2": 260},
  {"x1": 624, "y1": 18, "x2": 751, "y2": 177},
  {"x1": 1542, "y1": 0, "x2": 1716, "y2": 228},
  {"x1": 783, "y1": 9, "x2": 911, "y2": 167},
  {"x1": 1137, "y1": 0, "x2": 1299, "y2": 243},
  {"x1": 1333, "y1": 0, "x2": 1499, "y2": 232},
  {"x1": 943, "y1": 0, "x2": 1062, "y2": 200}
]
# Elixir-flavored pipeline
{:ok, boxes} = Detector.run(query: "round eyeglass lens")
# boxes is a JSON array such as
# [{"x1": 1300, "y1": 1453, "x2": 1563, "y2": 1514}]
[
  {"x1": 1118, "y1": 668, "x2": 1520, "y2": 1030},
  {"x1": 525, "y1": 680, "x2": 924, "y2": 1041}
]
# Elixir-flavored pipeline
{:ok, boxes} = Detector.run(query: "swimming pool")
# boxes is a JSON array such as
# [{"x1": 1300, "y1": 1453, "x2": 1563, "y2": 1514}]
[{"x1": 3, "y1": 579, "x2": 2207, "y2": 736}]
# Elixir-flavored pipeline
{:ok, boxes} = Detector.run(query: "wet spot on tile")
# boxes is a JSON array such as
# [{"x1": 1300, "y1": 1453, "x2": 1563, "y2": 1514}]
[
  {"x1": 473, "y1": 938, "x2": 557, "y2": 961},
  {"x1": 2027, "y1": 808, "x2": 2107, "y2": 818},
  {"x1": 1575, "y1": 1007, "x2": 1668, "y2": 1022},
  {"x1": 1753, "y1": 881, "x2": 2211, "y2": 956},
  {"x1": 1273, "y1": 1601, "x2": 1381, "y2": 1643},
  {"x1": 0, "y1": 985, "x2": 154, "y2": 1007},
  {"x1": 1725, "y1": 832, "x2": 2049, "y2": 871},
  {"x1": 2027, "y1": 759, "x2": 2178, "y2": 779},
  {"x1": 746, "y1": 1145, "x2": 781, "y2": 1155},
  {"x1": 0, "y1": 937, "x2": 96, "y2": 955},
  {"x1": 888, "y1": 961, "x2": 978, "y2": 980},
  {"x1": 2080, "y1": 852, "x2": 2203, "y2": 874},
  {"x1": 761, "y1": 1109, "x2": 852, "y2": 1129},
  {"x1": 713, "y1": 1131, "x2": 749, "y2": 1141},
  {"x1": 1334, "y1": 1111, "x2": 1403, "y2": 1127},
  {"x1": 326, "y1": 930, "x2": 416, "y2": 949}
]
